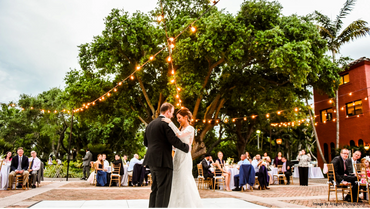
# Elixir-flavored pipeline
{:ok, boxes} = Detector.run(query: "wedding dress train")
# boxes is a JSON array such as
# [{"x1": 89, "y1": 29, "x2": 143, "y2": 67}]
[{"x1": 167, "y1": 123, "x2": 203, "y2": 208}]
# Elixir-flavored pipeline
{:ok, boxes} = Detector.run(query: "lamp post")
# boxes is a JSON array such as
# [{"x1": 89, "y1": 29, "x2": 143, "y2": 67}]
[
  {"x1": 276, "y1": 138, "x2": 282, "y2": 151},
  {"x1": 257, "y1": 130, "x2": 261, "y2": 150}
]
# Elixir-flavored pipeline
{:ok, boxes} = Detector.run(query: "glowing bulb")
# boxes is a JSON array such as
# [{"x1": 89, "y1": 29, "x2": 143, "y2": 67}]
[
  {"x1": 196, "y1": 119, "x2": 199, "y2": 122},
  {"x1": 177, "y1": 87, "x2": 181, "y2": 91},
  {"x1": 93, "y1": 102, "x2": 95, "y2": 105},
  {"x1": 357, "y1": 115, "x2": 360, "y2": 118},
  {"x1": 48, "y1": 110, "x2": 50, "y2": 113},
  {"x1": 329, "y1": 100, "x2": 332, "y2": 104},
  {"x1": 171, "y1": 79, "x2": 175, "y2": 83},
  {"x1": 295, "y1": 107, "x2": 298, "y2": 112},
  {"x1": 333, "y1": 119, "x2": 336, "y2": 122},
  {"x1": 216, "y1": 120, "x2": 219, "y2": 123},
  {"x1": 179, "y1": 99, "x2": 182, "y2": 103},
  {"x1": 232, "y1": 118, "x2": 236, "y2": 122},
  {"x1": 114, "y1": 88, "x2": 117, "y2": 92},
  {"x1": 171, "y1": 70, "x2": 175, "y2": 75},
  {"x1": 349, "y1": 92, "x2": 352, "y2": 96},
  {"x1": 102, "y1": 96, "x2": 105, "y2": 100},
  {"x1": 31, "y1": 107, "x2": 34, "y2": 110},
  {"x1": 203, "y1": 119, "x2": 206, "y2": 123},
  {"x1": 243, "y1": 117, "x2": 247, "y2": 121},
  {"x1": 252, "y1": 115, "x2": 256, "y2": 119},
  {"x1": 157, "y1": 15, "x2": 163, "y2": 22},
  {"x1": 54, "y1": 110, "x2": 57, "y2": 113},
  {"x1": 68, "y1": 110, "x2": 70, "y2": 113},
  {"x1": 136, "y1": 66, "x2": 141, "y2": 70},
  {"x1": 149, "y1": 56, "x2": 154, "y2": 60},
  {"x1": 107, "y1": 92, "x2": 111, "y2": 97},
  {"x1": 190, "y1": 26, "x2": 196, "y2": 32},
  {"x1": 170, "y1": 44, "x2": 175, "y2": 49},
  {"x1": 177, "y1": 103, "x2": 180, "y2": 106},
  {"x1": 277, "y1": 111, "x2": 281, "y2": 115},
  {"x1": 169, "y1": 37, "x2": 174, "y2": 42},
  {"x1": 341, "y1": 107, "x2": 344, "y2": 110},
  {"x1": 225, "y1": 119, "x2": 228, "y2": 123},
  {"x1": 83, "y1": 103, "x2": 86, "y2": 107},
  {"x1": 167, "y1": 56, "x2": 172, "y2": 62},
  {"x1": 334, "y1": 110, "x2": 336, "y2": 113},
  {"x1": 130, "y1": 75, "x2": 134, "y2": 80},
  {"x1": 208, "y1": 120, "x2": 212, "y2": 124},
  {"x1": 119, "y1": 82, "x2": 122, "y2": 85},
  {"x1": 266, "y1": 114, "x2": 269, "y2": 118},
  {"x1": 176, "y1": 94, "x2": 179, "y2": 98},
  {"x1": 365, "y1": 97, "x2": 368, "y2": 100}
]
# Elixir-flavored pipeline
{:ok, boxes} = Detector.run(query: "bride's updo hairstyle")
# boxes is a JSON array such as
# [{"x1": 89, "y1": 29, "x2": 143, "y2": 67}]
[{"x1": 176, "y1": 107, "x2": 193, "y2": 123}]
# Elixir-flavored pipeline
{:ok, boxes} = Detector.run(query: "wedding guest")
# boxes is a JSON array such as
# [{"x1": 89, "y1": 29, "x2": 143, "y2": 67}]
[
  {"x1": 112, "y1": 154, "x2": 124, "y2": 176},
  {"x1": 331, "y1": 149, "x2": 358, "y2": 202},
  {"x1": 102, "y1": 154, "x2": 111, "y2": 185},
  {"x1": 128, "y1": 154, "x2": 143, "y2": 176},
  {"x1": 262, "y1": 152, "x2": 271, "y2": 166},
  {"x1": 201, "y1": 154, "x2": 215, "y2": 188},
  {"x1": 252, "y1": 154, "x2": 261, "y2": 174},
  {"x1": 9, "y1": 147, "x2": 29, "y2": 189},
  {"x1": 245, "y1": 152, "x2": 251, "y2": 160},
  {"x1": 95, "y1": 154, "x2": 107, "y2": 186},
  {"x1": 87, "y1": 161, "x2": 95, "y2": 184},
  {"x1": 256, "y1": 155, "x2": 270, "y2": 190},
  {"x1": 362, "y1": 157, "x2": 370, "y2": 178},
  {"x1": 297, "y1": 149, "x2": 310, "y2": 186},
  {"x1": 345, "y1": 150, "x2": 361, "y2": 174},
  {"x1": 81, "y1": 149, "x2": 92, "y2": 180},
  {"x1": 28, "y1": 151, "x2": 41, "y2": 188},
  {"x1": 281, "y1": 157, "x2": 293, "y2": 185},
  {"x1": 47, "y1": 155, "x2": 53, "y2": 166},
  {"x1": 122, "y1": 155, "x2": 129, "y2": 165},
  {"x1": 232, "y1": 154, "x2": 250, "y2": 191},
  {"x1": 215, "y1": 151, "x2": 231, "y2": 191},
  {"x1": 274, "y1": 152, "x2": 283, "y2": 167},
  {"x1": 1, "y1": 151, "x2": 12, "y2": 190}
]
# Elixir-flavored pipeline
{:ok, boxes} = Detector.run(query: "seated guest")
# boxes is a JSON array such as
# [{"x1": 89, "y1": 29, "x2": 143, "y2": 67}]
[
  {"x1": 274, "y1": 152, "x2": 283, "y2": 167},
  {"x1": 102, "y1": 154, "x2": 111, "y2": 185},
  {"x1": 262, "y1": 152, "x2": 271, "y2": 166},
  {"x1": 331, "y1": 148, "x2": 358, "y2": 202},
  {"x1": 28, "y1": 151, "x2": 41, "y2": 188},
  {"x1": 254, "y1": 154, "x2": 269, "y2": 190},
  {"x1": 128, "y1": 154, "x2": 143, "y2": 176},
  {"x1": 112, "y1": 155, "x2": 124, "y2": 176},
  {"x1": 346, "y1": 150, "x2": 361, "y2": 174},
  {"x1": 245, "y1": 152, "x2": 251, "y2": 160},
  {"x1": 232, "y1": 154, "x2": 250, "y2": 191},
  {"x1": 215, "y1": 151, "x2": 231, "y2": 191},
  {"x1": 201, "y1": 154, "x2": 215, "y2": 188},
  {"x1": 281, "y1": 157, "x2": 293, "y2": 185},
  {"x1": 95, "y1": 154, "x2": 107, "y2": 186},
  {"x1": 9, "y1": 147, "x2": 29, "y2": 189},
  {"x1": 87, "y1": 161, "x2": 95, "y2": 184},
  {"x1": 1, "y1": 151, "x2": 12, "y2": 190},
  {"x1": 122, "y1": 155, "x2": 129, "y2": 166}
]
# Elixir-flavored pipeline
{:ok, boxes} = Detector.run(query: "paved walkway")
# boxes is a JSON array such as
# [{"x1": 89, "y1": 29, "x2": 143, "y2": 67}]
[{"x1": 30, "y1": 198, "x2": 266, "y2": 208}]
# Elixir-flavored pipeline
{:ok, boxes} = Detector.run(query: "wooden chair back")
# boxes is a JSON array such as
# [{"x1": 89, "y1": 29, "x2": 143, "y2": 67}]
[
  {"x1": 277, "y1": 165, "x2": 283, "y2": 174},
  {"x1": 326, "y1": 163, "x2": 336, "y2": 183},
  {"x1": 112, "y1": 163, "x2": 121, "y2": 175},
  {"x1": 214, "y1": 167, "x2": 224, "y2": 177},
  {"x1": 197, "y1": 164, "x2": 204, "y2": 177}
]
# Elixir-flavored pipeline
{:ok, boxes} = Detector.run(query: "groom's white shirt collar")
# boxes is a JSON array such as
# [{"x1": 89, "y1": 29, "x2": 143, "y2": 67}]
[{"x1": 159, "y1": 114, "x2": 166, "y2": 118}]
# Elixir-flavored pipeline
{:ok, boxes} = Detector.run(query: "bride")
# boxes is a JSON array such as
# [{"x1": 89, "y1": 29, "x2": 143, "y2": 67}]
[{"x1": 162, "y1": 107, "x2": 203, "y2": 208}]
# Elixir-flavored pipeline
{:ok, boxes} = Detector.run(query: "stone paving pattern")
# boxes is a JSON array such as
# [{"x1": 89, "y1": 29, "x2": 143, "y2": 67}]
[{"x1": 1, "y1": 177, "x2": 370, "y2": 208}]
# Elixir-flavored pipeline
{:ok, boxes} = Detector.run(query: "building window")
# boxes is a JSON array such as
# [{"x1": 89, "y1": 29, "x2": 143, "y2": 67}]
[
  {"x1": 324, "y1": 143, "x2": 329, "y2": 163},
  {"x1": 346, "y1": 100, "x2": 363, "y2": 116},
  {"x1": 359, "y1": 139, "x2": 363, "y2": 146},
  {"x1": 320, "y1": 108, "x2": 333, "y2": 122},
  {"x1": 330, "y1": 142, "x2": 335, "y2": 161},
  {"x1": 350, "y1": 140, "x2": 355, "y2": 147},
  {"x1": 340, "y1": 74, "x2": 350, "y2": 85}
]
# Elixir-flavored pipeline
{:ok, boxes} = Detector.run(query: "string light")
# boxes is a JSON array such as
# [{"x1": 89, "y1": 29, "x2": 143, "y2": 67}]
[
  {"x1": 167, "y1": 56, "x2": 172, "y2": 62},
  {"x1": 130, "y1": 75, "x2": 134, "y2": 80},
  {"x1": 294, "y1": 107, "x2": 299, "y2": 112},
  {"x1": 266, "y1": 113, "x2": 270, "y2": 118},
  {"x1": 149, "y1": 56, "x2": 154, "y2": 60},
  {"x1": 190, "y1": 26, "x2": 197, "y2": 33},
  {"x1": 157, "y1": 15, "x2": 163, "y2": 22},
  {"x1": 277, "y1": 111, "x2": 281, "y2": 115}
]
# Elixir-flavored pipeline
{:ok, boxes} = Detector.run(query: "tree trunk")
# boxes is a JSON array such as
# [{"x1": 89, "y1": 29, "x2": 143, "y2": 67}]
[{"x1": 332, "y1": 51, "x2": 340, "y2": 149}]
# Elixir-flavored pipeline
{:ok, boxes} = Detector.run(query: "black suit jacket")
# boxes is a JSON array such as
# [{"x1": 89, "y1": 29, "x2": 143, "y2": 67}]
[
  {"x1": 331, "y1": 156, "x2": 349, "y2": 184},
  {"x1": 201, "y1": 158, "x2": 213, "y2": 178},
  {"x1": 345, "y1": 158, "x2": 360, "y2": 174},
  {"x1": 143, "y1": 116, "x2": 189, "y2": 169},
  {"x1": 112, "y1": 159, "x2": 124, "y2": 176},
  {"x1": 284, "y1": 161, "x2": 293, "y2": 173},
  {"x1": 10, "y1": 155, "x2": 29, "y2": 172}
]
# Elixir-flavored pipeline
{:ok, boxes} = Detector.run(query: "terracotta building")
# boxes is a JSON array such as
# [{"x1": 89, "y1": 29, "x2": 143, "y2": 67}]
[{"x1": 313, "y1": 57, "x2": 370, "y2": 167}]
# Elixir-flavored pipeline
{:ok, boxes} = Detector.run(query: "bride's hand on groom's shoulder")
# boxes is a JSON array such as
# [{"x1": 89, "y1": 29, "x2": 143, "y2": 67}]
[{"x1": 161, "y1": 118, "x2": 171, "y2": 123}]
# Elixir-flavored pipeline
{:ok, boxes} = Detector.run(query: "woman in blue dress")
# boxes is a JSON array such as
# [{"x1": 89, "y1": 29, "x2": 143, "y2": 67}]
[{"x1": 95, "y1": 154, "x2": 107, "y2": 186}]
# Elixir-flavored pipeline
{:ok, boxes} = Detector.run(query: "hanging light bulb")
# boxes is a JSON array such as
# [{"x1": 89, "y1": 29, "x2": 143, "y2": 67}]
[
  {"x1": 119, "y1": 82, "x2": 122, "y2": 85},
  {"x1": 266, "y1": 113, "x2": 270, "y2": 118},
  {"x1": 114, "y1": 88, "x2": 117, "y2": 92},
  {"x1": 225, "y1": 119, "x2": 228, "y2": 123},
  {"x1": 130, "y1": 75, "x2": 134, "y2": 80},
  {"x1": 243, "y1": 117, "x2": 247, "y2": 121},
  {"x1": 171, "y1": 79, "x2": 175, "y2": 83},
  {"x1": 170, "y1": 43, "x2": 175, "y2": 49},
  {"x1": 349, "y1": 92, "x2": 352, "y2": 96},
  {"x1": 93, "y1": 102, "x2": 96, "y2": 105},
  {"x1": 208, "y1": 120, "x2": 212, "y2": 124},
  {"x1": 167, "y1": 56, "x2": 172, "y2": 62},
  {"x1": 203, "y1": 119, "x2": 206, "y2": 123},
  {"x1": 107, "y1": 92, "x2": 111, "y2": 97},
  {"x1": 176, "y1": 94, "x2": 179, "y2": 98},
  {"x1": 157, "y1": 15, "x2": 163, "y2": 22},
  {"x1": 102, "y1": 96, "x2": 105, "y2": 100},
  {"x1": 190, "y1": 26, "x2": 197, "y2": 32},
  {"x1": 365, "y1": 97, "x2": 368, "y2": 100},
  {"x1": 277, "y1": 111, "x2": 281, "y2": 115},
  {"x1": 177, "y1": 87, "x2": 181, "y2": 91},
  {"x1": 31, "y1": 107, "x2": 34, "y2": 110},
  {"x1": 294, "y1": 107, "x2": 298, "y2": 112},
  {"x1": 171, "y1": 69, "x2": 175, "y2": 75},
  {"x1": 216, "y1": 119, "x2": 219, "y2": 123},
  {"x1": 232, "y1": 118, "x2": 236, "y2": 122},
  {"x1": 149, "y1": 56, "x2": 154, "y2": 61},
  {"x1": 169, "y1": 37, "x2": 174, "y2": 42},
  {"x1": 136, "y1": 66, "x2": 141, "y2": 70}
]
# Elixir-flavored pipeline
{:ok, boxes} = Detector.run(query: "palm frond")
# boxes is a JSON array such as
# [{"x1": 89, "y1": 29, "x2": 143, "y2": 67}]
[
  {"x1": 334, "y1": 0, "x2": 356, "y2": 32},
  {"x1": 337, "y1": 19, "x2": 370, "y2": 45},
  {"x1": 314, "y1": 11, "x2": 335, "y2": 39}
]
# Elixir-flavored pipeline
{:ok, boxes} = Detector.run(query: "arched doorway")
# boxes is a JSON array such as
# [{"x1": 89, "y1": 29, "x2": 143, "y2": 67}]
[
  {"x1": 359, "y1": 139, "x2": 364, "y2": 146},
  {"x1": 324, "y1": 143, "x2": 329, "y2": 163},
  {"x1": 350, "y1": 140, "x2": 355, "y2": 147},
  {"x1": 330, "y1": 142, "x2": 335, "y2": 161}
]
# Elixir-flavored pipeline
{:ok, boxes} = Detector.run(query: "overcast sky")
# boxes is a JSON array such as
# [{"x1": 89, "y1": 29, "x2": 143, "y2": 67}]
[{"x1": 0, "y1": 0, "x2": 369, "y2": 104}]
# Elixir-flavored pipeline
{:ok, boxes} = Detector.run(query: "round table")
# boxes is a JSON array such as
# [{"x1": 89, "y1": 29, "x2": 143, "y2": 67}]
[
  {"x1": 268, "y1": 167, "x2": 278, "y2": 184},
  {"x1": 293, "y1": 166, "x2": 324, "y2": 178}
]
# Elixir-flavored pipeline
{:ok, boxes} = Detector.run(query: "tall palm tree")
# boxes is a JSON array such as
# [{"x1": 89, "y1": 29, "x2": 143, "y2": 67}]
[{"x1": 315, "y1": 0, "x2": 370, "y2": 151}]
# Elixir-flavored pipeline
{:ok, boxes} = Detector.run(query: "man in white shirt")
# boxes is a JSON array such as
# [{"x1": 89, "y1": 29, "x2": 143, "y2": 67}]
[
  {"x1": 252, "y1": 154, "x2": 261, "y2": 174},
  {"x1": 232, "y1": 154, "x2": 250, "y2": 191},
  {"x1": 128, "y1": 154, "x2": 143, "y2": 175},
  {"x1": 28, "y1": 151, "x2": 41, "y2": 188},
  {"x1": 345, "y1": 150, "x2": 361, "y2": 174},
  {"x1": 102, "y1": 154, "x2": 110, "y2": 172},
  {"x1": 237, "y1": 154, "x2": 250, "y2": 165}
]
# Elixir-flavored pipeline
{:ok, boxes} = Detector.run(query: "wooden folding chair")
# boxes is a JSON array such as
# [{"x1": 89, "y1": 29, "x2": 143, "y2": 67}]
[
  {"x1": 273, "y1": 165, "x2": 286, "y2": 185},
  {"x1": 355, "y1": 163, "x2": 369, "y2": 203},
  {"x1": 327, "y1": 163, "x2": 353, "y2": 203},
  {"x1": 197, "y1": 164, "x2": 212, "y2": 190},
  {"x1": 213, "y1": 167, "x2": 226, "y2": 191},
  {"x1": 109, "y1": 163, "x2": 121, "y2": 187}
]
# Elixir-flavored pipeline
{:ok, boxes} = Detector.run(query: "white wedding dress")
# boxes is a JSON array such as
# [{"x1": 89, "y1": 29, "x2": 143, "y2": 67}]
[{"x1": 168, "y1": 123, "x2": 203, "y2": 208}]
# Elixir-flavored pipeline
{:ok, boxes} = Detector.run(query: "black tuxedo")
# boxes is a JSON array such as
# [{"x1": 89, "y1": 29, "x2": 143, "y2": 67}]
[
  {"x1": 143, "y1": 115, "x2": 189, "y2": 208},
  {"x1": 283, "y1": 161, "x2": 293, "y2": 184},
  {"x1": 201, "y1": 158, "x2": 214, "y2": 179},
  {"x1": 345, "y1": 158, "x2": 360, "y2": 174},
  {"x1": 10, "y1": 155, "x2": 29, "y2": 172},
  {"x1": 331, "y1": 156, "x2": 358, "y2": 201}
]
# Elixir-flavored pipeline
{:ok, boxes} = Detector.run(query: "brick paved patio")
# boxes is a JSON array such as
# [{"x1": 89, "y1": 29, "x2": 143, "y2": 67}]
[{"x1": 1, "y1": 177, "x2": 369, "y2": 208}]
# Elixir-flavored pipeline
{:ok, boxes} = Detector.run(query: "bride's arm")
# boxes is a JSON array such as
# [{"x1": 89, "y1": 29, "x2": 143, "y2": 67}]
[{"x1": 168, "y1": 122, "x2": 193, "y2": 138}]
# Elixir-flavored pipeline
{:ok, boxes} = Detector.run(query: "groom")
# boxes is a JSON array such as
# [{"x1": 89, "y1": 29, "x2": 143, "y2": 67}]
[{"x1": 143, "y1": 103, "x2": 190, "y2": 208}]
